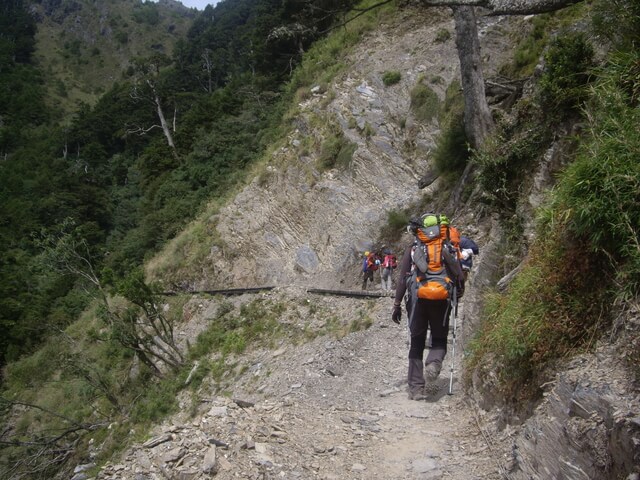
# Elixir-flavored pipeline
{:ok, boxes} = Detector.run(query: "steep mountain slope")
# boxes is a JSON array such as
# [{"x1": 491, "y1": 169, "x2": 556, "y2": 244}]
[
  {"x1": 28, "y1": 0, "x2": 195, "y2": 116},
  {"x1": 131, "y1": 5, "x2": 639, "y2": 480},
  {"x1": 148, "y1": 7, "x2": 516, "y2": 291}
]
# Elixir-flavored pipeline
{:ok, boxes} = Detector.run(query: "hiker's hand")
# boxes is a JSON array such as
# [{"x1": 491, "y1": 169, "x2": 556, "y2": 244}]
[{"x1": 391, "y1": 304, "x2": 402, "y2": 324}]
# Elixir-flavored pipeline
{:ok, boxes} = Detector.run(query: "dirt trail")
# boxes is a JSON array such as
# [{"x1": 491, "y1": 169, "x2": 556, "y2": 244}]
[
  {"x1": 97, "y1": 287, "x2": 514, "y2": 480},
  {"x1": 261, "y1": 299, "x2": 511, "y2": 480}
]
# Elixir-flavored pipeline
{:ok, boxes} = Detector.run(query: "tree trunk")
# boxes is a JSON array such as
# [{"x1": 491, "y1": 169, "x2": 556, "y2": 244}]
[
  {"x1": 453, "y1": 6, "x2": 494, "y2": 148},
  {"x1": 154, "y1": 92, "x2": 176, "y2": 150},
  {"x1": 144, "y1": 79, "x2": 176, "y2": 151}
]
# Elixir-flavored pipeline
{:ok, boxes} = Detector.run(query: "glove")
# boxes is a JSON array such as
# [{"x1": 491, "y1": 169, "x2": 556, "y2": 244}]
[
  {"x1": 391, "y1": 304, "x2": 402, "y2": 324},
  {"x1": 461, "y1": 248, "x2": 474, "y2": 260}
]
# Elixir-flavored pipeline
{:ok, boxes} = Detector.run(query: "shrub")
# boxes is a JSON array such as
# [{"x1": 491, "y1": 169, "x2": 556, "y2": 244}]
[
  {"x1": 362, "y1": 122, "x2": 375, "y2": 138},
  {"x1": 432, "y1": 112, "x2": 469, "y2": 174},
  {"x1": 592, "y1": 0, "x2": 640, "y2": 51},
  {"x1": 434, "y1": 28, "x2": 451, "y2": 43},
  {"x1": 115, "y1": 31, "x2": 128, "y2": 44},
  {"x1": 499, "y1": 15, "x2": 550, "y2": 78},
  {"x1": 468, "y1": 50, "x2": 640, "y2": 404},
  {"x1": 410, "y1": 82, "x2": 439, "y2": 122},
  {"x1": 467, "y1": 231, "x2": 611, "y2": 404},
  {"x1": 432, "y1": 81, "x2": 469, "y2": 174},
  {"x1": 317, "y1": 133, "x2": 357, "y2": 172},
  {"x1": 378, "y1": 209, "x2": 411, "y2": 245},
  {"x1": 475, "y1": 106, "x2": 550, "y2": 212},
  {"x1": 382, "y1": 70, "x2": 401, "y2": 86},
  {"x1": 189, "y1": 299, "x2": 284, "y2": 360},
  {"x1": 538, "y1": 32, "x2": 594, "y2": 116}
]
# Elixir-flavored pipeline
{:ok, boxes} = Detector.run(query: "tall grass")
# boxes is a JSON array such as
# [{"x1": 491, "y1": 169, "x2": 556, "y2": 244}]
[
  {"x1": 432, "y1": 80, "x2": 469, "y2": 174},
  {"x1": 549, "y1": 51, "x2": 640, "y2": 299},
  {"x1": 467, "y1": 49, "x2": 640, "y2": 403}
]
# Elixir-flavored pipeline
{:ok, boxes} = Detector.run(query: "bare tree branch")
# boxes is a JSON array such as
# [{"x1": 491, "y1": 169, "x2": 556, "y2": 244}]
[
  {"x1": 0, "y1": 397, "x2": 84, "y2": 429},
  {"x1": 412, "y1": 0, "x2": 584, "y2": 15},
  {"x1": 321, "y1": 0, "x2": 393, "y2": 34},
  {"x1": 126, "y1": 124, "x2": 163, "y2": 136}
]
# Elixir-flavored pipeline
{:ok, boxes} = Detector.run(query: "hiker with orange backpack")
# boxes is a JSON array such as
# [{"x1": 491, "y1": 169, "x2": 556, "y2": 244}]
[
  {"x1": 391, "y1": 213, "x2": 463, "y2": 400},
  {"x1": 361, "y1": 250, "x2": 379, "y2": 290}
]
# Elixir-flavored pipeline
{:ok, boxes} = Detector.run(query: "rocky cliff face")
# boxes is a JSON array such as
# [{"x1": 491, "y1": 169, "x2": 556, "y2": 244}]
[{"x1": 202, "y1": 8, "x2": 518, "y2": 293}]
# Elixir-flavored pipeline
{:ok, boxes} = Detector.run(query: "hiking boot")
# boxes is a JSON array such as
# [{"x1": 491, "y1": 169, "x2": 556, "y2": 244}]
[
  {"x1": 424, "y1": 362, "x2": 441, "y2": 382},
  {"x1": 408, "y1": 387, "x2": 426, "y2": 401},
  {"x1": 424, "y1": 382, "x2": 441, "y2": 396}
]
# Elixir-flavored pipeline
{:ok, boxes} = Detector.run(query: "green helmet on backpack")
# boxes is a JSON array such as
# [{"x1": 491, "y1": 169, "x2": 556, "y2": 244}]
[{"x1": 421, "y1": 213, "x2": 449, "y2": 227}]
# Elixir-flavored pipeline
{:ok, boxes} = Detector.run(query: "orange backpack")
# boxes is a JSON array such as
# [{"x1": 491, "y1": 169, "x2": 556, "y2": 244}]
[
  {"x1": 366, "y1": 253, "x2": 379, "y2": 271},
  {"x1": 411, "y1": 220, "x2": 459, "y2": 301}
]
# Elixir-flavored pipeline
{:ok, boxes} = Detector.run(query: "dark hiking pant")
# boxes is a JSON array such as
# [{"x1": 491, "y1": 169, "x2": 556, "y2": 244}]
[
  {"x1": 362, "y1": 270, "x2": 374, "y2": 290},
  {"x1": 406, "y1": 298, "x2": 450, "y2": 389}
]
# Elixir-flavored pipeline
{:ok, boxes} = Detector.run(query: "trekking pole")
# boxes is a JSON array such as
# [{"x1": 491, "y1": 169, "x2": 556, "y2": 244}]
[{"x1": 448, "y1": 286, "x2": 458, "y2": 395}]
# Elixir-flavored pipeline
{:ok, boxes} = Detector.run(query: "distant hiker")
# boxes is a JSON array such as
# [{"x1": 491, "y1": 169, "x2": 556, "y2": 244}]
[
  {"x1": 362, "y1": 250, "x2": 379, "y2": 290},
  {"x1": 459, "y1": 235, "x2": 479, "y2": 281},
  {"x1": 391, "y1": 213, "x2": 463, "y2": 400},
  {"x1": 380, "y1": 248, "x2": 397, "y2": 291}
]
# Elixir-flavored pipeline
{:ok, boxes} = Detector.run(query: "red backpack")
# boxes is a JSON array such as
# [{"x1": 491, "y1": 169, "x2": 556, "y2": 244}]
[{"x1": 383, "y1": 254, "x2": 397, "y2": 269}]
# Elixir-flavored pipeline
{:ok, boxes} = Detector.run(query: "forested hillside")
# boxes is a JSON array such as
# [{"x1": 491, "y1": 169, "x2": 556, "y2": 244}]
[
  {"x1": 30, "y1": 0, "x2": 195, "y2": 118},
  {"x1": 0, "y1": 0, "x2": 358, "y2": 366}
]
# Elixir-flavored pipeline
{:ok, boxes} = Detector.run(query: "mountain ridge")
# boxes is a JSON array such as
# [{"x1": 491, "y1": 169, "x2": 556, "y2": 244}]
[{"x1": 28, "y1": 0, "x2": 195, "y2": 117}]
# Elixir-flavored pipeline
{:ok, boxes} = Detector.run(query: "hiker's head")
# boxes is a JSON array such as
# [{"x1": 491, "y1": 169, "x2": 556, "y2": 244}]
[
  {"x1": 364, "y1": 251, "x2": 370, "y2": 257},
  {"x1": 407, "y1": 218, "x2": 421, "y2": 235}
]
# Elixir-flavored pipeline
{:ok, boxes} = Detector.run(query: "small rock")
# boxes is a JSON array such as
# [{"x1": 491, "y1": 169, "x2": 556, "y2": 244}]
[
  {"x1": 161, "y1": 447, "x2": 186, "y2": 464},
  {"x1": 143, "y1": 434, "x2": 172, "y2": 448},
  {"x1": 254, "y1": 443, "x2": 269, "y2": 454},
  {"x1": 218, "y1": 456, "x2": 232, "y2": 471},
  {"x1": 241, "y1": 439, "x2": 255, "y2": 450},
  {"x1": 412, "y1": 457, "x2": 439, "y2": 473},
  {"x1": 379, "y1": 388, "x2": 400, "y2": 397},
  {"x1": 207, "y1": 406, "x2": 228, "y2": 417},
  {"x1": 202, "y1": 446, "x2": 217, "y2": 474},
  {"x1": 208, "y1": 437, "x2": 229, "y2": 448},
  {"x1": 272, "y1": 347, "x2": 287, "y2": 357},
  {"x1": 73, "y1": 463, "x2": 96, "y2": 474},
  {"x1": 325, "y1": 366, "x2": 342, "y2": 377}
]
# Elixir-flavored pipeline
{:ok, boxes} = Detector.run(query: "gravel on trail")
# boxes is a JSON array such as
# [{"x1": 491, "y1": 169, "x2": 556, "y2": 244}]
[{"x1": 96, "y1": 287, "x2": 515, "y2": 480}]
